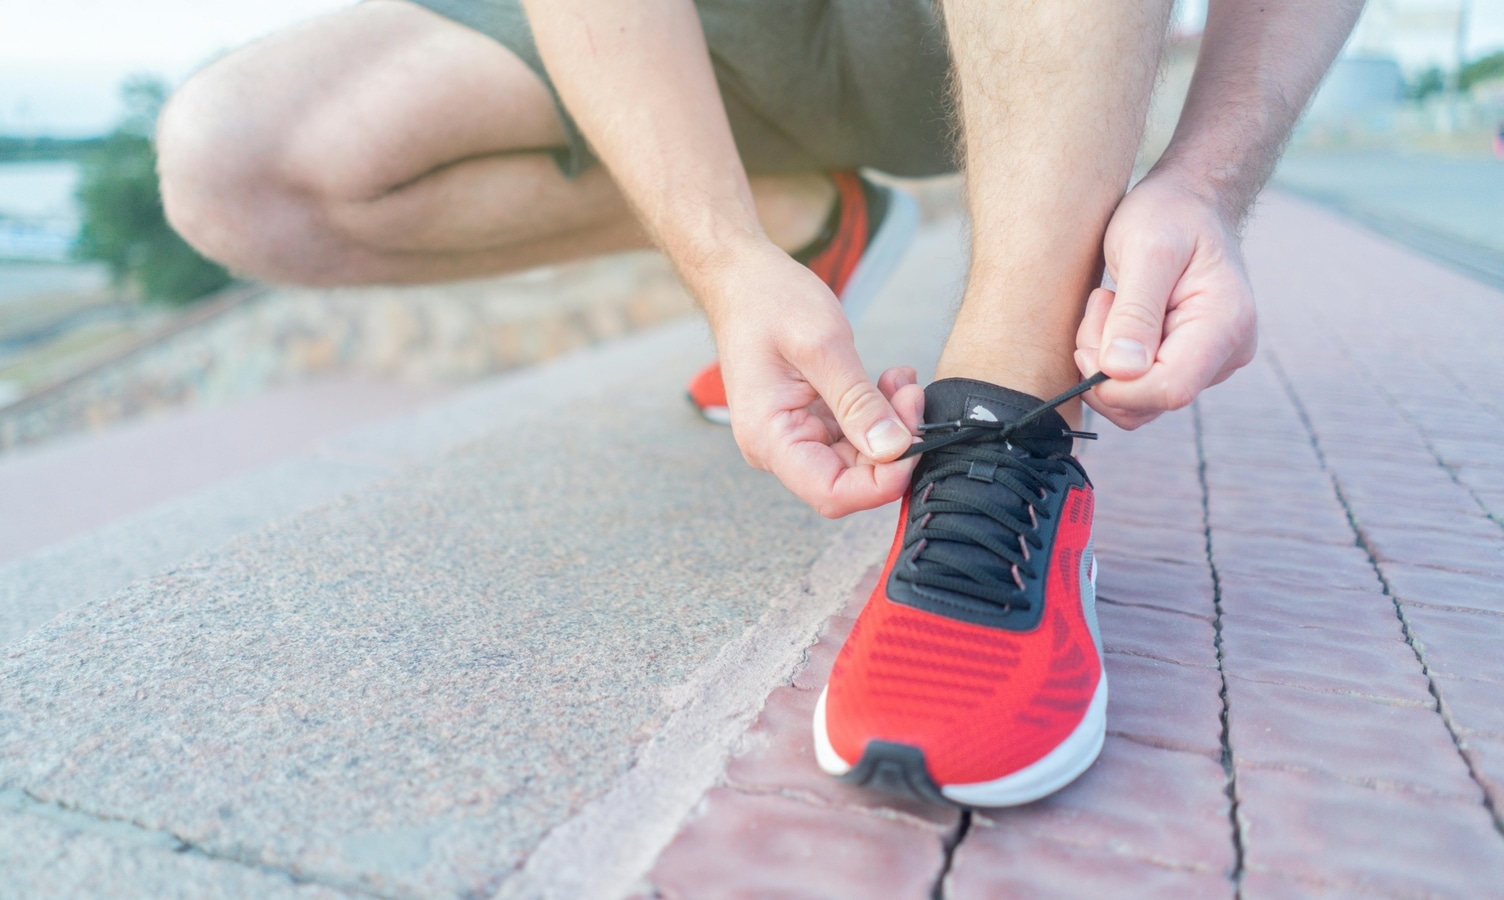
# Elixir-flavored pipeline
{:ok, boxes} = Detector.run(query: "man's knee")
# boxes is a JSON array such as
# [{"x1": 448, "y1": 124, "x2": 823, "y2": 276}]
[{"x1": 156, "y1": 64, "x2": 313, "y2": 281}]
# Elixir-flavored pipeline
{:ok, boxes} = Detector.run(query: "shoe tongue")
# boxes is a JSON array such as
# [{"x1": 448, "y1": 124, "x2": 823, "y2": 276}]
[{"x1": 922, "y1": 378, "x2": 1073, "y2": 457}]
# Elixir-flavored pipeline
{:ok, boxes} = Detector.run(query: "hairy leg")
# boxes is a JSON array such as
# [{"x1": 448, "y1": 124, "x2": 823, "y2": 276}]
[
  {"x1": 158, "y1": 0, "x2": 832, "y2": 286},
  {"x1": 934, "y1": 0, "x2": 1175, "y2": 424}
]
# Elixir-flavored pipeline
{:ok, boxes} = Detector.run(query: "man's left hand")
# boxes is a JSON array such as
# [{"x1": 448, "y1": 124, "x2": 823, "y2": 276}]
[{"x1": 1074, "y1": 170, "x2": 1258, "y2": 429}]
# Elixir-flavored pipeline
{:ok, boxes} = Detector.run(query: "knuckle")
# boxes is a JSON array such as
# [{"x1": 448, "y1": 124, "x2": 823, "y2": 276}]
[
  {"x1": 1130, "y1": 234, "x2": 1184, "y2": 268},
  {"x1": 785, "y1": 322, "x2": 849, "y2": 364},
  {"x1": 731, "y1": 431, "x2": 768, "y2": 471},
  {"x1": 784, "y1": 332, "x2": 826, "y2": 363},
  {"x1": 1112, "y1": 301, "x2": 1164, "y2": 335},
  {"x1": 1231, "y1": 338, "x2": 1258, "y2": 370},
  {"x1": 1112, "y1": 409, "x2": 1158, "y2": 431},
  {"x1": 832, "y1": 381, "x2": 884, "y2": 425},
  {"x1": 1230, "y1": 302, "x2": 1258, "y2": 335},
  {"x1": 1163, "y1": 381, "x2": 1197, "y2": 411}
]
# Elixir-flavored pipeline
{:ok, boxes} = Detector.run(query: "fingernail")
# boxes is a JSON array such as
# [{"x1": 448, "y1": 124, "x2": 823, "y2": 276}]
[
  {"x1": 1103, "y1": 338, "x2": 1149, "y2": 373},
  {"x1": 866, "y1": 418, "x2": 909, "y2": 459}
]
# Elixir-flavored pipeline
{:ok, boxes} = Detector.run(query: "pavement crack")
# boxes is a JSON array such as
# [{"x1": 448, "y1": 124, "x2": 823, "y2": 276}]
[
  {"x1": 1305, "y1": 307, "x2": 1504, "y2": 534},
  {"x1": 0, "y1": 787, "x2": 383, "y2": 898},
  {"x1": 966, "y1": 820, "x2": 1225, "y2": 876},
  {"x1": 1104, "y1": 646, "x2": 1215, "y2": 670},
  {"x1": 1192, "y1": 401, "x2": 1248, "y2": 898},
  {"x1": 1236, "y1": 760, "x2": 1482, "y2": 802},
  {"x1": 786, "y1": 641, "x2": 816, "y2": 688},
  {"x1": 1377, "y1": 376, "x2": 1504, "y2": 533},
  {"x1": 1427, "y1": 359, "x2": 1504, "y2": 530},
  {"x1": 929, "y1": 809, "x2": 971, "y2": 900},
  {"x1": 1398, "y1": 599, "x2": 1504, "y2": 619},
  {"x1": 719, "y1": 781, "x2": 956, "y2": 833},
  {"x1": 1107, "y1": 729, "x2": 1220, "y2": 760},
  {"x1": 1267, "y1": 350, "x2": 1504, "y2": 840},
  {"x1": 1221, "y1": 673, "x2": 1433, "y2": 709},
  {"x1": 1096, "y1": 594, "x2": 1215, "y2": 622}
]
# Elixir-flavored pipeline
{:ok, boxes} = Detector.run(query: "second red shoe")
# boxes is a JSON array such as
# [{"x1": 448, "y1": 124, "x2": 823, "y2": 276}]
[{"x1": 686, "y1": 171, "x2": 919, "y2": 424}]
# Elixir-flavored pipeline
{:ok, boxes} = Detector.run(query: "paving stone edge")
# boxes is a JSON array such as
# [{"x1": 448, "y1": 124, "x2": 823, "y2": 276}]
[{"x1": 496, "y1": 507, "x2": 891, "y2": 900}]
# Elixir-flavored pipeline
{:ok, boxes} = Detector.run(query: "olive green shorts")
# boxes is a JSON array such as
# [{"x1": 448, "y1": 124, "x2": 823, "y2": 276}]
[{"x1": 407, "y1": 0, "x2": 958, "y2": 178}]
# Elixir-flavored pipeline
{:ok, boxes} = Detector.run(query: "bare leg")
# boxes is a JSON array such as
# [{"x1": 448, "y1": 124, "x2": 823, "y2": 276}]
[
  {"x1": 933, "y1": 0, "x2": 1175, "y2": 425},
  {"x1": 158, "y1": 0, "x2": 833, "y2": 287}
]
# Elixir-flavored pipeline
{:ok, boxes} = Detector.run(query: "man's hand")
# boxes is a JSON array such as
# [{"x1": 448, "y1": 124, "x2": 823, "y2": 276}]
[
  {"x1": 522, "y1": 0, "x2": 922, "y2": 517},
  {"x1": 703, "y1": 242, "x2": 923, "y2": 518},
  {"x1": 1069, "y1": 0, "x2": 1365, "y2": 429},
  {"x1": 1074, "y1": 172, "x2": 1258, "y2": 430}
]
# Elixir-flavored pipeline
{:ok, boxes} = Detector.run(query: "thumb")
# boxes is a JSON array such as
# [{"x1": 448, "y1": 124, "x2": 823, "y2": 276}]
[
  {"x1": 800, "y1": 337, "x2": 911, "y2": 462},
  {"x1": 1098, "y1": 244, "x2": 1185, "y2": 380}
]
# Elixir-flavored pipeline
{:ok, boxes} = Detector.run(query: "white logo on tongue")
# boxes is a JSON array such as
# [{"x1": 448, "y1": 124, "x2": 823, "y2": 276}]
[{"x1": 968, "y1": 405, "x2": 999, "y2": 423}]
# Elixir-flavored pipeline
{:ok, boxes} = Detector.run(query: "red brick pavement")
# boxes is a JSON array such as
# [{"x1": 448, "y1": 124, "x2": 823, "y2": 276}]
[{"x1": 641, "y1": 193, "x2": 1504, "y2": 898}]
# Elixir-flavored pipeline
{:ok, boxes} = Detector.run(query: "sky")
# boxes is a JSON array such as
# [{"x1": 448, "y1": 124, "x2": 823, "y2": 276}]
[
  {"x1": 2, "y1": 0, "x2": 1503, "y2": 137},
  {"x1": 0, "y1": 0, "x2": 352, "y2": 135}
]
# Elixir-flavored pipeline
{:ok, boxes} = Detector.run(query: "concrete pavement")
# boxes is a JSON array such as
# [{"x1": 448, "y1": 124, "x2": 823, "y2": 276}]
[
  {"x1": 0, "y1": 220, "x2": 955, "y2": 898},
  {"x1": 0, "y1": 378, "x2": 448, "y2": 565},
  {"x1": 2, "y1": 193, "x2": 1503, "y2": 898}
]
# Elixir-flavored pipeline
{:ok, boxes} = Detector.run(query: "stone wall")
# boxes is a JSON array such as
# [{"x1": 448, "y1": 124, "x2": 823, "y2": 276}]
[
  {"x1": 0, "y1": 251, "x2": 694, "y2": 452},
  {"x1": 0, "y1": 174, "x2": 963, "y2": 453}
]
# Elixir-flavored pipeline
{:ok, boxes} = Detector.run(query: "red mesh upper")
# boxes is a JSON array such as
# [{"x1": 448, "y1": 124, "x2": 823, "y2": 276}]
[
  {"x1": 804, "y1": 171, "x2": 870, "y2": 298},
  {"x1": 826, "y1": 485, "x2": 1100, "y2": 785},
  {"x1": 686, "y1": 360, "x2": 728, "y2": 409}
]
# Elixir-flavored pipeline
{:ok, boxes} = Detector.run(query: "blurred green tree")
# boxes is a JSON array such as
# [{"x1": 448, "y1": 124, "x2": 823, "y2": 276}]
[
  {"x1": 74, "y1": 76, "x2": 232, "y2": 305},
  {"x1": 1459, "y1": 51, "x2": 1504, "y2": 93},
  {"x1": 1406, "y1": 67, "x2": 1446, "y2": 102}
]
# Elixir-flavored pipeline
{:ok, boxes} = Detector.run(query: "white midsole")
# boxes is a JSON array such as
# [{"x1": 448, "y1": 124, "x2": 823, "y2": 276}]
[
  {"x1": 812, "y1": 689, "x2": 852, "y2": 776},
  {"x1": 812, "y1": 676, "x2": 1107, "y2": 808},
  {"x1": 696, "y1": 404, "x2": 731, "y2": 425}
]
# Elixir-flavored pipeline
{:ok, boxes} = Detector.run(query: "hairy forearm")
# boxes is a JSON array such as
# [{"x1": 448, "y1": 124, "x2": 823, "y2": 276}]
[
  {"x1": 519, "y1": 0, "x2": 762, "y2": 293},
  {"x1": 1154, "y1": 0, "x2": 1364, "y2": 225}
]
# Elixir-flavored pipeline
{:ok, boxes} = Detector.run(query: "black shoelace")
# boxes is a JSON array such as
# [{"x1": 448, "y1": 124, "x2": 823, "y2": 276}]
[
  {"x1": 898, "y1": 372, "x2": 1109, "y2": 460},
  {"x1": 893, "y1": 373, "x2": 1109, "y2": 611}
]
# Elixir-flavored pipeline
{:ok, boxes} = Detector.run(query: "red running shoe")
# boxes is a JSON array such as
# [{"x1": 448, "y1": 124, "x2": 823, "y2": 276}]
[
  {"x1": 685, "y1": 171, "x2": 920, "y2": 424},
  {"x1": 814, "y1": 378, "x2": 1106, "y2": 808}
]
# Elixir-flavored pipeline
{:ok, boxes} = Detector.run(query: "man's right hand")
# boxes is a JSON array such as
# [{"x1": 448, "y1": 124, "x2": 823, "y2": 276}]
[
  {"x1": 698, "y1": 240, "x2": 923, "y2": 518},
  {"x1": 522, "y1": 0, "x2": 920, "y2": 516}
]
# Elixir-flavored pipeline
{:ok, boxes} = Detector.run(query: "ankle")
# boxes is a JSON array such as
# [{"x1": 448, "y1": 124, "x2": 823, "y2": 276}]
[{"x1": 750, "y1": 173, "x2": 837, "y2": 253}]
